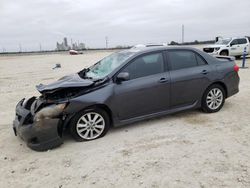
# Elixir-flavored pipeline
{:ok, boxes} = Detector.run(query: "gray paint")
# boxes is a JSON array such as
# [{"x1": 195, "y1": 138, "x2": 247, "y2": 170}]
[
  {"x1": 36, "y1": 73, "x2": 94, "y2": 93},
  {"x1": 64, "y1": 47, "x2": 239, "y2": 126},
  {"x1": 13, "y1": 46, "x2": 239, "y2": 150}
]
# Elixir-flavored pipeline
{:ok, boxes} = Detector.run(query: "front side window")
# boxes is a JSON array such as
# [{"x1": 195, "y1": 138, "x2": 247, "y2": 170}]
[
  {"x1": 230, "y1": 39, "x2": 238, "y2": 46},
  {"x1": 123, "y1": 52, "x2": 164, "y2": 80}
]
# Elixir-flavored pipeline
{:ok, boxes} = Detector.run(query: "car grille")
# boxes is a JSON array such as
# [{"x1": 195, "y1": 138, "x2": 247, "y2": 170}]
[
  {"x1": 16, "y1": 114, "x2": 22, "y2": 121},
  {"x1": 23, "y1": 113, "x2": 33, "y2": 125},
  {"x1": 203, "y1": 48, "x2": 214, "y2": 53}
]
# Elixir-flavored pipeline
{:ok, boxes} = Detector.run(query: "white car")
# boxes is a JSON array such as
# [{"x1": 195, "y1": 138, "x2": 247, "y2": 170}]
[{"x1": 203, "y1": 37, "x2": 250, "y2": 58}]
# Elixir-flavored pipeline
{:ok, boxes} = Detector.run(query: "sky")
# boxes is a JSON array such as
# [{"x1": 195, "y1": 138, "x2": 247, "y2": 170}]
[{"x1": 0, "y1": 0, "x2": 250, "y2": 52}]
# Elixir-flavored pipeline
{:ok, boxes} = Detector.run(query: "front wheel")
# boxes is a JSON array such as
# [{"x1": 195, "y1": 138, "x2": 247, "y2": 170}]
[
  {"x1": 70, "y1": 108, "x2": 110, "y2": 141},
  {"x1": 220, "y1": 51, "x2": 228, "y2": 56},
  {"x1": 202, "y1": 84, "x2": 225, "y2": 113}
]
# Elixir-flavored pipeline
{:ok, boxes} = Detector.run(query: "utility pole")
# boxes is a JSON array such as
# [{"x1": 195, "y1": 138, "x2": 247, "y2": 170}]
[
  {"x1": 39, "y1": 43, "x2": 42, "y2": 52},
  {"x1": 105, "y1": 36, "x2": 108, "y2": 49},
  {"x1": 182, "y1": 24, "x2": 185, "y2": 44},
  {"x1": 19, "y1": 43, "x2": 22, "y2": 52}
]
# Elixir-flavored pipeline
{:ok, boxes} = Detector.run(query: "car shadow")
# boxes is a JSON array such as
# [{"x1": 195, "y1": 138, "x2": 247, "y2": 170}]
[
  {"x1": 111, "y1": 109, "x2": 204, "y2": 132},
  {"x1": 62, "y1": 108, "x2": 203, "y2": 143}
]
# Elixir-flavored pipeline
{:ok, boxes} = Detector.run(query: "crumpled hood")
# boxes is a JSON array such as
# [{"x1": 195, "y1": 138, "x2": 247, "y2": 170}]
[
  {"x1": 36, "y1": 73, "x2": 94, "y2": 93},
  {"x1": 204, "y1": 44, "x2": 226, "y2": 48}
]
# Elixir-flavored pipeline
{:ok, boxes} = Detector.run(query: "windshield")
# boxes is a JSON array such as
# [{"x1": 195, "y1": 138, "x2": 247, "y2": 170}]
[
  {"x1": 215, "y1": 38, "x2": 231, "y2": 45},
  {"x1": 86, "y1": 51, "x2": 135, "y2": 79}
]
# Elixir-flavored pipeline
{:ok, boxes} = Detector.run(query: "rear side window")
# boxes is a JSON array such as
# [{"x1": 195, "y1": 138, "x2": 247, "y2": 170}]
[
  {"x1": 196, "y1": 55, "x2": 207, "y2": 66},
  {"x1": 168, "y1": 50, "x2": 206, "y2": 70},
  {"x1": 238, "y1": 38, "x2": 247, "y2": 44},
  {"x1": 123, "y1": 52, "x2": 164, "y2": 80}
]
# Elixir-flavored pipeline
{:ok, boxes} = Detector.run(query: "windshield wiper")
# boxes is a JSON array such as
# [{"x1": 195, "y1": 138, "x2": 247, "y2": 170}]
[
  {"x1": 78, "y1": 68, "x2": 92, "y2": 79},
  {"x1": 93, "y1": 76, "x2": 109, "y2": 86}
]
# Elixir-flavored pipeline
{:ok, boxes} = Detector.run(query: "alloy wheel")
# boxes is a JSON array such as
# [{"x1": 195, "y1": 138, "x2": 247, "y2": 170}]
[
  {"x1": 206, "y1": 88, "x2": 223, "y2": 110},
  {"x1": 76, "y1": 112, "x2": 105, "y2": 140}
]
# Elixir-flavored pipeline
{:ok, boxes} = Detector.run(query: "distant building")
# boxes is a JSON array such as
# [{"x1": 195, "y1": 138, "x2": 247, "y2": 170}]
[
  {"x1": 72, "y1": 42, "x2": 86, "y2": 50},
  {"x1": 78, "y1": 43, "x2": 85, "y2": 50},
  {"x1": 63, "y1": 37, "x2": 68, "y2": 47},
  {"x1": 56, "y1": 37, "x2": 85, "y2": 51},
  {"x1": 72, "y1": 43, "x2": 76, "y2": 50},
  {"x1": 56, "y1": 37, "x2": 70, "y2": 51}
]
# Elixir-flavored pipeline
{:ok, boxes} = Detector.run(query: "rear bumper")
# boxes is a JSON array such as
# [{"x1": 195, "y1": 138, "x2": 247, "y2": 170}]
[
  {"x1": 13, "y1": 98, "x2": 63, "y2": 151},
  {"x1": 226, "y1": 73, "x2": 240, "y2": 98},
  {"x1": 227, "y1": 87, "x2": 239, "y2": 98}
]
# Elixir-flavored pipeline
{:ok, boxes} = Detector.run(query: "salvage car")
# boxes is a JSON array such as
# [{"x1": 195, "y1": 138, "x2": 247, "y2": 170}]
[{"x1": 13, "y1": 47, "x2": 240, "y2": 151}]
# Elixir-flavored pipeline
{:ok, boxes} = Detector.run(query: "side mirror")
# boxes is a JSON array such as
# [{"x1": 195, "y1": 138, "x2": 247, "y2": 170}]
[
  {"x1": 230, "y1": 43, "x2": 235, "y2": 47},
  {"x1": 116, "y1": 72, "x2": 130, "y2": 83}
]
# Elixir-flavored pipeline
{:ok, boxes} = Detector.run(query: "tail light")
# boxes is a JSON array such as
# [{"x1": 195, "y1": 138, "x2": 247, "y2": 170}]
[{"x1": 234, "y1": 65, "x2": 239, "y2": 72}]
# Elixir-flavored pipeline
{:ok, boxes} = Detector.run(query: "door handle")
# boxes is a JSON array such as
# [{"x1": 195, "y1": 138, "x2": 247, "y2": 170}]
[
  {"x1": 201, "y1": 70, "x2": 209, "y2": 75},
  {"x1": 158, "y1": 78, "x2": 168, "y2": 83}
]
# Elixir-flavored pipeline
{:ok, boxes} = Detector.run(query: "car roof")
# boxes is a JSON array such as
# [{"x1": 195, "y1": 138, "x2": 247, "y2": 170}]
[
  {"x1": 230, "y1": 36, "x2": 248, "y2": 39},
  {"x1": 108, "y1": 46, "x2": 217, "y2": 78},
  {"x1": 126, "y1": 46, "x2": 200, "y2": 54}
]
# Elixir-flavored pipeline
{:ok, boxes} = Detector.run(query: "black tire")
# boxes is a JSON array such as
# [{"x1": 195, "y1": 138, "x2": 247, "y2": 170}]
[
  {"x1": 201, "y1": 84, "x2": 226, "y2": 113},
  {"x1": 69, "y1": 108, "x2": 110, "y2": 142},
  {"x1": 235, "y1": 55, "x2": 241, "y2": 59},
  {"x1": 220, "y1": 51, "x2": 228, "y2": 56}
]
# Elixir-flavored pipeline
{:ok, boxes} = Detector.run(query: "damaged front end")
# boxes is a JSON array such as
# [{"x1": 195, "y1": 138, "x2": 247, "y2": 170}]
[
  {"x1": 13, "y1": 97, "x2": 66, "y2": 151},
  {"x1": 13, "y1": 72, "x2": 109, "y2": 151}
]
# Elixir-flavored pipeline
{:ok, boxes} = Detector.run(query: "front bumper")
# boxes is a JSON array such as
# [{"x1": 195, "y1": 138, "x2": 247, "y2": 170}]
[
  {"x1": 203, "y1": 48, "x2": 221, "y2": 55},
  {"x1": 204, "y1": 51, "x2": 220, "y2": 56},
  {"x1": 207, "y1": 51, "x2": 219, "y2": 55},
  {"x1": 13, "y1": 98, "x2": 63, "y2": 151}
]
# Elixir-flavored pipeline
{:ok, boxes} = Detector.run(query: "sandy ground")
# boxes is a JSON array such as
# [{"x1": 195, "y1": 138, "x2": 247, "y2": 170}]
[{"x1": 0, "y1": 49, "x2": 250, "y2": 188}]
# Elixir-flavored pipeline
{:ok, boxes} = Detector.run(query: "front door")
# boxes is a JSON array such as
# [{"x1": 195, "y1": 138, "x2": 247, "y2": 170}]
[{"x1": 112, "y1": 52, "x2": 170, "y2": 120}]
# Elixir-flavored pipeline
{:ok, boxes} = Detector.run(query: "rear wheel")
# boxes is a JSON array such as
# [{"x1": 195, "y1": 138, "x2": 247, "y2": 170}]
[
  {"x1": 202, "y1": 84, "x2": 225, "y2": 113},
  {"x1": 235, "y1": 55, "x2": 241, "y2": 59},
  {"x1": 70, "y1": 108, "x2": 110, "y2": 141}
]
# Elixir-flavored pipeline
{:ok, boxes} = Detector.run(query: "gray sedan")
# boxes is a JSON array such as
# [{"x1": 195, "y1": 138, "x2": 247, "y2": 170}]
[{"x1": 13, "y1": 46, "x2": 240, "y2": 151}]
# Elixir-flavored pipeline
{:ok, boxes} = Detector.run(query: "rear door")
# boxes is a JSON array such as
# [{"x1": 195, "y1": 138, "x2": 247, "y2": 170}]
[
  {"x1": 238, "y1": 38, "x2": 249, "y2": 55},
  {"x1": 166, "y1": 50, "x2": 212, "y2": 108},
  {"x1": 230, "y1": 39, "x2": 241, "y2": 56},
  {"x1": 113, "y1": 51, "x2": 170, "y2": 120}
]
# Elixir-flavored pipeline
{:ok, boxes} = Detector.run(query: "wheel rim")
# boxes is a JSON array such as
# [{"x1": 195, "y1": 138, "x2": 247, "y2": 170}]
[
  {"x1": 76, "y1": 112, "x2": 105, "y2": 140},
  {"x1": 221, "y1": 52, "x2": 227, "y2": 56},
  {"x1": 206, "y1": 88, "x2": 223, "y2": 110}
]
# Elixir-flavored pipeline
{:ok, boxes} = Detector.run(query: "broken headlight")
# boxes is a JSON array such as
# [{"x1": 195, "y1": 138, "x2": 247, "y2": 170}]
[{"x1": 34, "y1": 103, "x2": 66, "y2": 122}]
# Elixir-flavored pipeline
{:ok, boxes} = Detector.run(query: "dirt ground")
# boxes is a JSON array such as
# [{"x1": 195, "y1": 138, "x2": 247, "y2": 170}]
[{"x1": 0, "y1": 48, "x2": 250, "y2": 188}]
